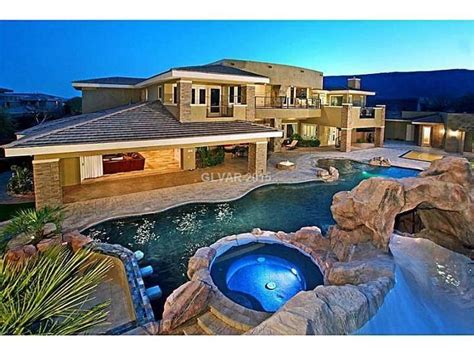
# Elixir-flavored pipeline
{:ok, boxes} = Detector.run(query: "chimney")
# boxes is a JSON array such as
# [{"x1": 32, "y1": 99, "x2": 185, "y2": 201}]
[{"x1": 347, "y1": 77, "x2": 361, "y2": 90}]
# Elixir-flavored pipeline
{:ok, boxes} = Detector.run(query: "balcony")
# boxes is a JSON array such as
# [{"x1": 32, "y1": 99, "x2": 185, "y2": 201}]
[
  {"x1": 206, "y1": 103, "x2": 234, "y2": 118},
  {"x1": 359, "y1": 107, "x2": 376, "y2": 119},
  {"x1": 255, "y1": 96, "x2": 321, "y2": 109},
  {"x1": 255, "y1": 96, "x2": 321, "y2": 120}
]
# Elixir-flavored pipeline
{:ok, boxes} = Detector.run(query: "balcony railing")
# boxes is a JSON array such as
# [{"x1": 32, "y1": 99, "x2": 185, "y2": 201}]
[
  {"x1": 206, "y1": 103, "x2": 234, "y2": 117},
  {"x1": 255, "y1": 96, "x2": 321, "y2": 109},
  {"x1": 360, "y1": 107, "x2": 376, "y2": 118}
]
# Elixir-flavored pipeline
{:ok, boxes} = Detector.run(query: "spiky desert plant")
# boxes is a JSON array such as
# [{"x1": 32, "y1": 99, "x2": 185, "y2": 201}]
[
  {"x1": 1, "y1": 206, "x2": 64, "y2": 245},
  {"x1": 0, "y1": 246, "x2": 112, "y2": 335}
]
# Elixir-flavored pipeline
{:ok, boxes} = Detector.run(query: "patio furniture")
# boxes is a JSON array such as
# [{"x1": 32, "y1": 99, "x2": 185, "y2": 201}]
[
  {"x1": 284, "y1": 140, "x2": 298, "y2": 150},
  {"x1": 103, "y1": 153, "x2": 145, "y2": 174}
]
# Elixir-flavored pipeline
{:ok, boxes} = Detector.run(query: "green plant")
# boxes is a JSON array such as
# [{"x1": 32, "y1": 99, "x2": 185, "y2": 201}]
[
  {"x1": 196, "y1": 146, "x2": 225, "y2": 168},
  {"x1": 290, "y1": 133, "x2": 303, "y2": 142},
  {"x1": 0, "y1": 246, "x2": 111, "y2": 335},
  {"x1": 356, "y1": 138, "x2": 364, "y2": 144},
  {"x1": 1, "y1": 206, "x2": 64, "y2": 246},
  {"x1": 7, "y1": 165, "x2": 34, "y2": 195}
]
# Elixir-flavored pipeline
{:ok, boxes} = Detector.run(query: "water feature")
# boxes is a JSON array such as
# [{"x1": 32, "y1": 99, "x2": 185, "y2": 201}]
[
  {"x1": 85, "y1": 160, "x2": 418, "y2": 318},
  {"x1": 210, "y1": 242, "x2": 324, "y2": 312}
]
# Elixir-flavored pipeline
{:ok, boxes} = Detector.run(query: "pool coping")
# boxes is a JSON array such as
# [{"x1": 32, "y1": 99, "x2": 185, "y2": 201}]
[{"x1": 78, "y1": 157, "x2": 422, "y2": 233}]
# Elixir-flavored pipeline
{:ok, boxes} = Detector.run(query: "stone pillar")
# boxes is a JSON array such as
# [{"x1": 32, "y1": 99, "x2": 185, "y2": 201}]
[
  {"x1": 339, "y1": 129, "x2": 352, "y2": 152},
  {"x1": 32, "y1": 159, "x2": 63, "y2": 209},
  {"x1": 272, "y1": 118, "x2": 283, "y2": 152},
  {"x1": 374, "y1": 127, "x2": 385, "y2": 147},
  {"x1": 248, "y1": 141, "x2": 267, "y2": 176},
  {"x1": 340, "y1": 103, "x2": 353, "y2": 152},
  {"x1": 243, "y1": 84, "x2": 256, "y2": 120},
  {"x1": 177, "y1": 80, "x2": 192, "y2": 122}
]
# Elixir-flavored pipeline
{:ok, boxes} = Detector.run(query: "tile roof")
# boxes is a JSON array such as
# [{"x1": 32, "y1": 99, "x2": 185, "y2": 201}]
[
  {"x1": 324, "y1": 85, "x2": 374, "y2": 92},
  {"x1": 6, "y1": 101, "x2": 280, "y2": 149},
  {"x1": 411, "y1": 114, "x2": 444, "y2": 124},
  {"x1": 173, "y1": 64, "x2": 267, "y2": 78},
  {"x1": 72, "y1": 77, "x2": 147, "y2": 85}
]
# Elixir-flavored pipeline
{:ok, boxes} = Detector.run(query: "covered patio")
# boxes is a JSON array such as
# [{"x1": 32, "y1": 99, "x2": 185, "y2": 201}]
[{"x1": 63, "y1": 154, "x2": 248, "y2": 203}]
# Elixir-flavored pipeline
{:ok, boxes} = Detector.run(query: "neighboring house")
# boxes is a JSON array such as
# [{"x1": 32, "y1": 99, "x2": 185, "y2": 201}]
[
  {"x1": 385, "y1": 111, "x2": 474, "y2": 153},
  {"x1": 2, "y1": 59, "x2": 386, "y2": 209},
  {"x1": 0, "y1": 88, "x2": 66, "y2": 118}
]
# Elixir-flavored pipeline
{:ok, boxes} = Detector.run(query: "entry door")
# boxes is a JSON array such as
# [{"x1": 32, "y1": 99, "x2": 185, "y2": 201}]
[
  {"x1": 328, "y1": 127, "x2": 337, "y2": 145},
  {"x1": 80, "y1": 155, "x2": 103, "y2": 181},
  {"x1": 210, "y1": 88, "x2": 220, "y2": 113},
  {"x1": 422, "y1": 126, "x2": 432, "y2": 146}
]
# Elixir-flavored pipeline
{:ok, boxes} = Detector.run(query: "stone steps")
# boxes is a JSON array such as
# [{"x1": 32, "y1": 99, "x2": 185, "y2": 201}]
[
  {"x1": 197, "y1": 312, "x2": 244, "y2": 335},
  {"x1": 182, "y1": 323, "x2": 207, "y2": 335}
]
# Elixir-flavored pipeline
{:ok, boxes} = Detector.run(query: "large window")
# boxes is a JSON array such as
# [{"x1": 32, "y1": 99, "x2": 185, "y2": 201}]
[
  {"x1": 158, "y1": 86, "x2": 162, "y2": 101},
  {"x1": 173, "y1": 85, "x2": 178, "y2": 104},
  {"x1": 191, "y1": 87, "x2": 206, "y2": 105},
  {"x1": 330, "y1": 95, "x2": 343, "y2": 106},
  {"x1": 229, "y1": 86, "x2": 242, "y2": 104},
  {"x1": 301, "y1": 124, "x2": 318, "y2": 140}
]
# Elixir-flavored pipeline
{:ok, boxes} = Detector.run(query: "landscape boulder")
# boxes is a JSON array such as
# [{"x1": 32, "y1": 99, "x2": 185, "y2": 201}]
[
  {"x1": 63, "y1": 230, "x2": 93, "y2": 252},
  {"x1": 368, "y1": 156, "x2": 391, "y2": 167},
  {"x1": 160, "y1": 280, "x2": 213, "y2": 334}
]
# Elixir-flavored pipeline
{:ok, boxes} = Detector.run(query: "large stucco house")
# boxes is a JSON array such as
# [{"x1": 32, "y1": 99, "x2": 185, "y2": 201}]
[{"x1": 2, "y1": 59, "x2": 386, "y2": 209}]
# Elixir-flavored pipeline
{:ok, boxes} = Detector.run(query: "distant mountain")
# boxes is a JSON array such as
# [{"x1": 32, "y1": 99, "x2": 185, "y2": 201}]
[{"x1": 324, "y1": 69, "x2": 474, "y2": 100}]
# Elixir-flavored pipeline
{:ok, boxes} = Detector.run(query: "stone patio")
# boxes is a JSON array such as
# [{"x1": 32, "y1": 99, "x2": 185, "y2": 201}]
[{"x1": 62, "y1": 141, "x2": 470, "y2": 232}]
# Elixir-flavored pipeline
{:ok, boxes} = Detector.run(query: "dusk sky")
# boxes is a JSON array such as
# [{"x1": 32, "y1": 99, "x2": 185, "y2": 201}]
[{"x1": 1, "y1": 20, "x2": 473, "y2": 98}]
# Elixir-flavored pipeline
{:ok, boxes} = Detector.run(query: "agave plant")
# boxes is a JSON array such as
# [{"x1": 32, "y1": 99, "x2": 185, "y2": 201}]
[
  {"x1": 1, "y1": 206, "x2": 64, "y2": 246},
  {"x1": 0, "y1": 246, "x2": 111, "y2": 335}
]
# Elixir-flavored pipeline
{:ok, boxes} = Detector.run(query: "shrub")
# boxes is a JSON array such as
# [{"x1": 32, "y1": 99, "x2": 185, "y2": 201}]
[
  {"x1": 7, "y1": 165, "x2": 34, "y2": 195},
  {"x1": 290, "y1": 133, "x2": 303, "y2": 142},
  {"x1": 196, "y1": 147, "x2": 225, "y2": 168},
  {"x1": 1, "y1": 206, "x2": 64, "y2": 246},
  {"x1": 0, "y1": 246, "x2": 111, "y2": 335}
]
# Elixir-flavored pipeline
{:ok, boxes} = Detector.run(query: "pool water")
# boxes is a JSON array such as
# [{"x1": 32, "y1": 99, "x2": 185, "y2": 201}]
[
  {"x1": 211, "y1": 243, "x2": 324, "y2": 312},
  {"x1": 85, "y1": 160, "x2": 418, "y2": 317}
]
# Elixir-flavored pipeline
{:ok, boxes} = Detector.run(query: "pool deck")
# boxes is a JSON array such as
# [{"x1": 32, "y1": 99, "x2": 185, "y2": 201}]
[{"x1": 62, "y1": 141, "x2": 469, "y2": 232}]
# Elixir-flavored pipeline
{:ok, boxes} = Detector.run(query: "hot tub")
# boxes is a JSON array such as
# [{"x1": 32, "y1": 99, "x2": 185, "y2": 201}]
[{"x1": 210, "y1": 242, "x2": 324, "y2": 312}]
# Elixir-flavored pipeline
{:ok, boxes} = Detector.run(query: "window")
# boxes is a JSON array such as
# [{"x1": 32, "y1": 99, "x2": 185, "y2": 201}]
[
  {"x1": 158, "y1": 86, "x2": 162, "y2": 100},
  {"x1": 228, "y1": 86, "x2": 242, "y2": 104},
  {"x1": 199, "y1": 88, "x2": 206, "y2": 105},
  {"x1": 330, "y1": 95, "x2": 343, "y2": 106},
  {"x1": 191, "y1": 88, "x2": 196, "y2": 104},
  {"x1": 302, "y1": 124, "x2": 318, "y2": 140},
  {"x1": 173, "y1": 85, "x2": 178, "y2": 104}
]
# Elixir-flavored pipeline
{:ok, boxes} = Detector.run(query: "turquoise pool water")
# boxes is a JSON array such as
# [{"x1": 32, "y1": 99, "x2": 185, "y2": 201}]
[{"x1": 85, "y1": 159, "x2": 418, "y2": 317}]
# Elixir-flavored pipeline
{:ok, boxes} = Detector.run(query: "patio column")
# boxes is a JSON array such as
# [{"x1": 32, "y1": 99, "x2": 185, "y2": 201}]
[
  {"x1": 374, "y1": 127, "x2": 385, "y2": 147},
  {"x1": 272, "y1": 118, "x2": 283, "y2": 152},
  {"x1": 32, "y1": 158, "x2": 63, "y2": 209},
  {"x1": 243, "y1": 84, "x2": 256, "y2": 120},
  {"x1": 177, "y1": 80, "x2": 192, "y2": 122},
  {"x1": 248, "y1": 141, "x2": 267, "y2": 175},
  {"x1": 339, "y1": 129, "x2": 352, "y2": 152}
]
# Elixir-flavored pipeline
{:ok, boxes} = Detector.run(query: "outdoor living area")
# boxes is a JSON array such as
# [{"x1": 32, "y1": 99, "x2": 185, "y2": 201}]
[{"x1": 63, "y1": 150, "x2": 249, "y2": 203}]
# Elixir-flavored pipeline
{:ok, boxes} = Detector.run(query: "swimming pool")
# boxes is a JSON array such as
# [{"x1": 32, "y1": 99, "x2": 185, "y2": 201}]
[{"x1": 85, "y1": 159, "x2": 418, "y2": 317}]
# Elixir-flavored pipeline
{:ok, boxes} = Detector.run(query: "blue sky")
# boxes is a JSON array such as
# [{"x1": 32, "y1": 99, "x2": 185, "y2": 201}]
[{"x1": 0, "y1": 20, "x2": 473, "y2": 98}]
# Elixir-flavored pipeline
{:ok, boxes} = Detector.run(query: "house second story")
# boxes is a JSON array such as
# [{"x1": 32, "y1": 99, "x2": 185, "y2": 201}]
[
  {"x1": 0, "y1": 88, "x2": 66, "y2": 118},
  {"x1": 72, "y1": 59, "x2": 385, "y2": 130}
]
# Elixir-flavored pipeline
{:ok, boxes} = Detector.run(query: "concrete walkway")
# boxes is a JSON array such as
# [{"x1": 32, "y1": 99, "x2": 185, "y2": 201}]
[{"x1": 63, "y1": 142, "x2": 469, "y2": 232}]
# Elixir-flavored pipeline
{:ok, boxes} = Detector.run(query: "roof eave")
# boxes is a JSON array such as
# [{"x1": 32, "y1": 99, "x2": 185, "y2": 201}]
[
  {"x1": 3, "y1": 131, "x2": 283, "y2": 157},
  {"x1": 72, "y1": 83, "x2": 138, "y2": 90}
]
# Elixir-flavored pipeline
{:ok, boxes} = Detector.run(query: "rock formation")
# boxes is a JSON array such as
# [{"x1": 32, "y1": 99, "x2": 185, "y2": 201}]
[
  {"x1": 329, "y1": 157, "x2": 473, "y2": 259},
  {"x1": 316, "y1": 166, "x2": 340, "y2": 182},
  {"x1": 368, "y1": 156, "x2": 392, "y2": 167}
]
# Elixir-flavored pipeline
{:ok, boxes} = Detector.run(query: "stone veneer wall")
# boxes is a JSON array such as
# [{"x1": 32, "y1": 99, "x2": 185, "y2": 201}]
[
  {"x1": 33, "y1": 159, "x2": 63, "y2": 209},
  {"x1": 339, "y1": 104, "x2": 353, "y2": 152},
  {"x1": 177, "y1": 80, "x2": 192, "y2": 122},
  {"x1": 244, "y1": 85, "x2": 256, "y2": 120},
  {"x1": 248, "y1": 141, "x2": 267, "y2": 175}
]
